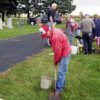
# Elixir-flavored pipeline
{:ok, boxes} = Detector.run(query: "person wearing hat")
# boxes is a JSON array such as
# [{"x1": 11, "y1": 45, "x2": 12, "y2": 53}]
[
  {"x1": 39, "y1": 24, "x2": 71, "y2": 97},
  {"x1": 80, "y1": 14, "x2": 95, "y2": 54}
]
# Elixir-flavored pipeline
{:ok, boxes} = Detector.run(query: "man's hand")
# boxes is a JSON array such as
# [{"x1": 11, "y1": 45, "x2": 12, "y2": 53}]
[{"x1": 51, "y1": 23, "x2": 56, "y2": 28}]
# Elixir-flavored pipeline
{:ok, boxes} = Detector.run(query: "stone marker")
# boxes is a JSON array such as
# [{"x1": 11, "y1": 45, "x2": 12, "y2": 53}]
[
  {"x1": 7, "y1": 18, "x2": 13, "y2": 29},
  {"x1": 0, "y1": 18, "x2": 3, "y2": 29}
]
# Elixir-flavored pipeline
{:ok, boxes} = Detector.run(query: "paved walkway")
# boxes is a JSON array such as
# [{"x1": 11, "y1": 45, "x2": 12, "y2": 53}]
[{"x1": 0, "y1": 33, "x2": 46, "y2": 72}]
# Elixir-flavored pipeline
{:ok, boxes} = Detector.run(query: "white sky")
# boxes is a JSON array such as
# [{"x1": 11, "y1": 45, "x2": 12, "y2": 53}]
[{"x1": 71, "y1": 0, "x2": 100, "y2": 15}]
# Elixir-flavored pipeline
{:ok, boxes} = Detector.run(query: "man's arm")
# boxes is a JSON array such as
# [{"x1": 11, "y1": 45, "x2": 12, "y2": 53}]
[
  {"x1": 52, "y1": 39, "x2": 62, "y2": 65},
  {"x1": 50, "y1": 16, "x2": 54, "y2": 26}
]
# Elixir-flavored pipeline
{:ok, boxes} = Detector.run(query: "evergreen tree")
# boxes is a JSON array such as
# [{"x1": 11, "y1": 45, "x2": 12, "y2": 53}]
[{"x1": 18, "y1": 0, "x2": 76, "y2": 16}]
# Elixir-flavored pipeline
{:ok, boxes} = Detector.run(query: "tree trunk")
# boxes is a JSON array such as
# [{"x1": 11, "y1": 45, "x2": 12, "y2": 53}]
[
  {"x1": 27, "y1": 11, "x2": 30, "y2": 19},
  {"x1": 14, "y1": 13, "x2": 17, "y2": 18},
  {"x1": 18, "y1": 13, "x2": 20, "y2": 18},
  {"x1": 2, "y1": 12, "x2": 5, "y2": 22}
]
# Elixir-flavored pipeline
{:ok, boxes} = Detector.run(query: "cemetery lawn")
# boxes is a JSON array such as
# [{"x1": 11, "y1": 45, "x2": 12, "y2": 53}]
[
  {"x1": 0, "y1": 22, "x2": 64, "y2": 39},
  {"x1": 0, "y1": 25, "x2": 39, "y2": 39},
  {"x1": 0, "y1": 49, "x2": 100, "y2": 100}
]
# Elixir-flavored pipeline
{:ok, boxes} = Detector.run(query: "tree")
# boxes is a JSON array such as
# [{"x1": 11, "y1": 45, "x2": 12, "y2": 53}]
[
  {"x1": 17, "y1": 0, "x2": 76, "y2": 18},
  {"x1": 58, "y1": 0, "x2": 76, "y2": 14},
  {"x1": 0, "y1": 0, "x2": 18, "y2": 22},
  {"x1": 18, "y1": 0, "x2": 43, "y2": 18},
  {"x1": 42, "y1": 0, "x2": 76, "y2": 14}
]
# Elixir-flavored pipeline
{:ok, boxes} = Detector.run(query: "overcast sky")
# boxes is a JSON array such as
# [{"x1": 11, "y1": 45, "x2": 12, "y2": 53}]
[{"x1": 71, "y1": 0, "x2": 100, "y2": 15}]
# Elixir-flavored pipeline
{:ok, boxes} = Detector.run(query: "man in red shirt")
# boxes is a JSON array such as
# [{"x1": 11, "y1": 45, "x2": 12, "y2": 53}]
[{"x1": 39, "y1": 25, "x2": 71, "y2": 96}]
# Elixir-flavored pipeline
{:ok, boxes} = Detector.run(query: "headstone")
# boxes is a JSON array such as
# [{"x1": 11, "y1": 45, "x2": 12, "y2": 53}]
[
  {"x1": 3, "y1": 22, "x2": 5, "y2": 27},
  {"x1": 7, "y1": 18, "x2": 13, "y2": 29},
  {"x1": 0, "y1": 18, "x2": 3, "y2": 29},
  {"x1": 19, "y1": 20, "x2": 24, "y2": 27}
]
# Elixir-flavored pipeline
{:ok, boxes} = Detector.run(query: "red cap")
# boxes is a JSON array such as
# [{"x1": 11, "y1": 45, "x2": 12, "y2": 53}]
[{"x1": 39, "y1": 25, "x2": 49, "y2": 39}]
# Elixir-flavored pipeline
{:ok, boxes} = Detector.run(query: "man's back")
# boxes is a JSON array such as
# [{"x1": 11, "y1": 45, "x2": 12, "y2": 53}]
[
  {"x1": 80, "y1": 19, "x2": 95, "y2": 33},
  {"x1": 49, "y1": 28, "x2": 71, "y2": 65},
  {"x1": 50, "y1": 28, "x2": 71, "y2": 54}
]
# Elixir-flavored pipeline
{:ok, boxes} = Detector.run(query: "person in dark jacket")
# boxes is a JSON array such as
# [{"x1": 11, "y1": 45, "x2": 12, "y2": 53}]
[
  {"x1": 46, "y1": 3, "x2": 57, "y2": 47},
  {"x1": 80, "y1": 14, "x2": 95, "y2": 54},
  {"x1": 93, "y1": 14, "x2": 100, "y2": 47}
]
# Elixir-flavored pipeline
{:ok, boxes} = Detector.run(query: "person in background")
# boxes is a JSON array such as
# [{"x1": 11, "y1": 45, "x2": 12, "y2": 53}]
[
  {"x1": 93, "y1": 14, "x2": 100, "y2": 47},
  {"x1": 65, "y1": 15, "x2": 75, "y2": 45},
  {"x1": 65, "y1": 15, "x2": 82, "y2": 45},
  {"x1": 46, "y1": 3, "x2": 57, "y2": 47},
  {"x1": 80, "y1": 14, "x2": 95, "y2": 54},
  {"x1": 79, "y1": 11, "x2": 84, "y2": 20},
  {"x1": 39, "y1": 24, "x2": 71, "y2": 99}
]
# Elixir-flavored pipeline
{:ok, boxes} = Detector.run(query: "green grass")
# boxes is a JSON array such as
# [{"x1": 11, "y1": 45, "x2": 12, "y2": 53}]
[
  {"x1": 0, "y1": 25, "x2": 39, "y2": 39},
  {"x1": 56, "y1": 22, "x2": 65, "y2": 28},
  {"x1": 0, "y1": 18, "x2": 40, "y2": 39},
  {"x1": 0, "y1": 49, "x2": 100, "y2": 100},
  {"x1": 0, "y1": 19, "x2": 99, "y2": 100},
  {"x1": 0, "y1": 18, "x2": 64, "y2": 39}
]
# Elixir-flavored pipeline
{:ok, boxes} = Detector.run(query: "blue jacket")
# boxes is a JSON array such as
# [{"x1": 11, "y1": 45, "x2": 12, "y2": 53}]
[{"x1": 93, "y1": 18, "x2": 100, "y2": 37}]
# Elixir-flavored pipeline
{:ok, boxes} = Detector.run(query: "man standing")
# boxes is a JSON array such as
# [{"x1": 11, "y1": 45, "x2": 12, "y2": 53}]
[
  {"x1": 93, "y1": 14, "x2": 100, "y2": 47},
  {"x1": 80, "y1": 14, "x2": 95, "y2": 54},
  {"x1": 39, "y1": 24, "x2": 71, "y2": 98},
  {"x1": 46, "y1": 3, "x2": 57, "y2": 47},
  {"x1": 47, "y1": 3, "x2": 57, "y2": 28}
]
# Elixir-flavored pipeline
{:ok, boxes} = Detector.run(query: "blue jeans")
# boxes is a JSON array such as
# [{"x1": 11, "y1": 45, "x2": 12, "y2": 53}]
[
  {"x1": 69, "y1": 35, "x2": 73, "y2": 45},
  {"x1": 56, "y1": 54, "x2": 71, "y2": 92},
  {"x1": 66, "y1": 28, "x2": 83, "y2": 45},
  {"x1": 66, "y1": 28, "x2": 73, "y2": 45},
  {"x1": 47, "y1": 22, "x2": 56, "y2": 28}
]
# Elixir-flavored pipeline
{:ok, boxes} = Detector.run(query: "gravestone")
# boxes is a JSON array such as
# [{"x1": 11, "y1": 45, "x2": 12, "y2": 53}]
[
  {"x1": 7, "y1": 18, "x2": 13, "y2": 29},
  {"x1": 0, "y1": 18, "x2": 3, "y2": 29},
  {"x1": 18, "y1": 20, "x2": 24, "y2": 27},
  {"x1": 3, "y1": 22, "x2": 5, "y2": 27}
]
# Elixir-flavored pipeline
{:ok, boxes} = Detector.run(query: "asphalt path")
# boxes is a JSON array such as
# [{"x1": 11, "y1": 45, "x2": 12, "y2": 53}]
[{"x1": 0, "y1": 33, "x2": 46, "y2": 73}]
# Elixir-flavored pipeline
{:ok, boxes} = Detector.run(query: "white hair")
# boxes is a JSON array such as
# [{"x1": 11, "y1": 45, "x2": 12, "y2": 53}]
[{"x1": 51, "y1": 3, "x2": 57, "y2": 9}]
